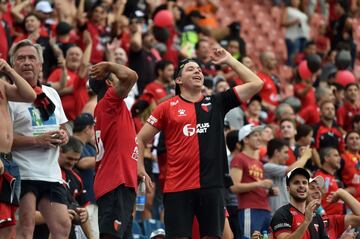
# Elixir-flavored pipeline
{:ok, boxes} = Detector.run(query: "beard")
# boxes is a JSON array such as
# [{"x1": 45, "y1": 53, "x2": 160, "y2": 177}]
[{"x1": 290, "y1": 192, "x2": 307, "y2": 202}]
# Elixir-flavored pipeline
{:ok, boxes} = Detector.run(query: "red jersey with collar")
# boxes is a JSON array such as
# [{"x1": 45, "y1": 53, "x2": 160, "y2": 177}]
[
  {"x1": 48, "y1": 68, "x2": 89, "y2": 121},
  {"x1": 257, "y1": 71, "x2": 279, "y2": 107},
  {"x1": 336, "y1": 101, "x2": 360, "y2": 131},
  {"x1": 94, "y1": 88, "x2": 138, "y2": 199},
  {"x1": 313, "y1": 122, "x2": 344, "y2": 152},
  {"x1": 147, "y1": 88, "x2": 241, "y2": 192},
  {"x1": 341, "y1": 151, "x2": 360, "y2": 201},
  {"x1": 314, "y1": 170, "x2": 344, "y2": 215},
  {"x1": 271, "y1": 204, "x2": 329, "y2": 239}
]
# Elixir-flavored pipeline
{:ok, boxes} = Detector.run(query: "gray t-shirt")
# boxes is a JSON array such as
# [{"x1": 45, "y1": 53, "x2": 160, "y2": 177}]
[{"x1": 264, "y1": 162, "x2": 289, "y2": 215}]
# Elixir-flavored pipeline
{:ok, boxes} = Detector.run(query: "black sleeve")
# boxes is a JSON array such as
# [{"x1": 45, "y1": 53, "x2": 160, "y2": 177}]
[
  {"x1": 316, "y1": 214, "x2": 330, "y2": 239},
  {"x1": 270, "y1": 207, "x2": 293, "y2": 234},
  {"x1": 214, "y1": 88, "x2": 241, "y2": 117}
]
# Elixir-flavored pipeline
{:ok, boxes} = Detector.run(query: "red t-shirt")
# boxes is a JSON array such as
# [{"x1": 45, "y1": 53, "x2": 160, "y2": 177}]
[
  {"x1": 141, "y1": 81, "x2": 167, "y2": 104},
  {"x1": 314, "y1": 170, "x2": 343, "y2": 215},
  {"x1": 285, "y1": 147, "x2": 297, "y2": 166},
  {"x1": 86, "y1": 22, "x2": 106, "y2": 64},
  {"x1": 298, "y1": 105, "x2": 320, "y2": 125},
  {"x1": 336, "y1": 101, "x2": 360, "y2": 131},
  {"x1": 256, "y1": 71, "x2": 279, "y2": 107},
  {"x1": 94, "y1": 88, "x2": 138, "y2": 199},
  {"x1": 322, "y1": 214, "x2": 345, "y2": 239},
  {"x1": 230, "y1": 152, "x2": 270, "y2": 211},
  {"x1": 341, "y1": 151, "x2": 360, "y2": 201},
  {"x1": 294, "y1": 82, "x2": 317, "y2": 108},
  {"x1": 47, "y1": 68, "x2": 89, "y2": 121}
]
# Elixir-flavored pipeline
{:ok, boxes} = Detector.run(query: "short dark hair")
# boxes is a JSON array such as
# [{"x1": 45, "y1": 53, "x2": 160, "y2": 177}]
[
  {"x1": 173, "y1": 59, "x2": 199, "y2": 95},
  {"x1": 155, "y1": 60, "x2": 173, "y2": 77},
  {"x1": 195, "y1": 39, "x2": 208, "y2": 50},
  {"x1": 61, "y1": 136, "x2": 84, "y2": 154},
  {"x1": 280, "y1": 118, "x2": 296, "y2": 128},
  {"x1": 267, "y1": 138, "x2": 288, "y2": 158},
  {"x1": 345, "y1": 82, "x2": 359, "y2": 91},
  {"x1": 295, "y1": 124, "x2": 313, "y2": 141},
  {"x1": 319, "y1": 147, "x2": 337, "y2": 164},
  {"x1": 345, "y1": 130, "x2": 360, "y2": 144},
  {"x1": 352, "y1": 114, "x2": 360, "y2": 125},
  {"x1": 226, "y1": 130, "x2": 239, "y2": 152}
]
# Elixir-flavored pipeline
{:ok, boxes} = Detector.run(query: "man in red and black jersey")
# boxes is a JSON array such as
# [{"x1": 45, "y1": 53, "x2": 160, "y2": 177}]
[
  {"x1": 137, "y1": 47, "x2": 264, "y2": 238},
  {"x1": 90, "y1": 61, "x2": 138, "y2": 239},
  {"x1": 313, "y1": 100, "x2": 344, "y2": 152},
  {"x1": 270, "y1": 168, "x2": 329, "y2": 239},
  {"x1": 34, "y1": 137, "x2": 92, "y2": 239}
]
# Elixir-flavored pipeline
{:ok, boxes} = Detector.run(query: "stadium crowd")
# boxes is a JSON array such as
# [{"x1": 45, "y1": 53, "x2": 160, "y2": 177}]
[{"x1": 1, "y1": 0, "x2": 360, "y2": 239}]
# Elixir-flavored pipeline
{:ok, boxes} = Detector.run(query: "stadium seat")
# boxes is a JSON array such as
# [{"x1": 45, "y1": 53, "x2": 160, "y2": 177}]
[{"x1": 143, "y1": 219, "x2": 165, "y2": 237}]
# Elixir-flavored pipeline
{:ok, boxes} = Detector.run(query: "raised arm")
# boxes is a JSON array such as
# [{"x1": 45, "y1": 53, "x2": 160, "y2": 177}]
[
  {"x1": 0, "y1": 59, "x2": 36, "y2": 102},
  {"x1": 90, "y1": 62, "x2": 138, "y2": 98},
  {"x1": 210, "y1": 48, "x2": 263, "y2": 102},
  {"x1": 78, "y1": 30, "x2": 92, "y2": 79}
]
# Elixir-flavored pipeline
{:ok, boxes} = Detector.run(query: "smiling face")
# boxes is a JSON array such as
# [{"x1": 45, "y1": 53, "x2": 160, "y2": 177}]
[
  {"x1": 307, "y1": 181, "x2": 322, "y2": 206},
  {"x1": 12, "y1": 45, "x2": 42, "y2": 86},
  {"x1": 176, "y1": 61, "x2": 204, "y2": 93},
  {"x1": 288, "y1": 174, "x2": 309, "y2": 202},
  {"x1": 66, "y1": 46, "x2": 83, "y2": 70}
]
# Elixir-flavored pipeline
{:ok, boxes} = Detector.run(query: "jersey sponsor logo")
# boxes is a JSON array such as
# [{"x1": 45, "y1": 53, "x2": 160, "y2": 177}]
[
  {"x1": 178, "y1": 109, "x2": 186, "y2": 116},
  {"x1": 170, "y1": 100, "x2": 179, "y2": 106},
  {"x1": 314, "y1": 223, "x2": 319, "y2": 232},
  {"x1": 147, "y1": 115, "x2": 158, "y2": 125},
  {"x1": 95, "y1": 130, "x2": 105, "y2": 162},
  {"x1": 183, "y1": 123, "x2": 210, "y2": 136},
  {"x1": 201, "y1": 103, "x2": 211, "y2": 112},
  {"x1": 205, "y1": 96, "x2": 210, "y2": 101},
  {"x1": 273, "y1": 223, "x2": 291, "y2": 230}
]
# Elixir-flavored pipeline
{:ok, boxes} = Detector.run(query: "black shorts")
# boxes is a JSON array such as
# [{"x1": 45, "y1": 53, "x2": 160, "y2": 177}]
[
  {"x1": 97, "y1": 184, "x2": 136, "y2": 239},
  {"x1": 164, "y1": 187, "x2": 225, "y2": 238},
  {"x1": 20, "y1": 180, "x2": 67, "y2": 205}
]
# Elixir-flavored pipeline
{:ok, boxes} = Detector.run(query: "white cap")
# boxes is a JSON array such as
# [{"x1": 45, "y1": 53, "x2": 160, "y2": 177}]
[
  {"x1": 238, "y1": 124, "x2": 265, "y2": 141},
  {"x1": 150, "y1": 229, "x2": 165, "y2": 239},
  {"x1": 309, "y1": 175, "x2": 325, "y2": 189},
  {"x1": 35, "y1": 1, "x2": 53, "y2": 13}
]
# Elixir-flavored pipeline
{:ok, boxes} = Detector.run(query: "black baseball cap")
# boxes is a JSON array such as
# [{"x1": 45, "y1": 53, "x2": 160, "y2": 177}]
[
  {"x1": 286, "y1": 167, "x2": 311, "y2": 185},
  {"x1": 73, "y1": 113, "x2": 95, "y2": 132}
]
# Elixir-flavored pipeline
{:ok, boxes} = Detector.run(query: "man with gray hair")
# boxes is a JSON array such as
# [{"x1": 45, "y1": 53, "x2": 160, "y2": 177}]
[{"x1": 9, "y1": 39, "x2": 71, "y2": 239}]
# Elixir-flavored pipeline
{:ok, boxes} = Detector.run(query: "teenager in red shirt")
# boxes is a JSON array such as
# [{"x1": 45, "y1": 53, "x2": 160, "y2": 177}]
[
  {"x1": 90, "y1": 61, "x2": 138, "y2": 239},
  {"x1": 137, "y1": 48, "x2": 263, "y2": 238}
]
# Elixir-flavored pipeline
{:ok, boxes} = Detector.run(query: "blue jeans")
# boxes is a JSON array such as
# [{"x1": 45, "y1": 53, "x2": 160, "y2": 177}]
[{"x1": 285, "y1": 37, "x2": 307, "y2": 66}]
